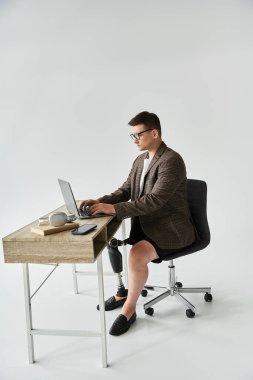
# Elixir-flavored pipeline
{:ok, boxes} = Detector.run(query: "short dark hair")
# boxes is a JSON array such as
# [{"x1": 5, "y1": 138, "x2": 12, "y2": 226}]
[{"x1": 128, "y1": 111, "x2": 161, "y2": 137}]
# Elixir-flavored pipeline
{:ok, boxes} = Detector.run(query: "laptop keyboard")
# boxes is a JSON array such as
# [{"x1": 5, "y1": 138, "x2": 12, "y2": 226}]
[{"x1": 79, "y1": 208, "x2": 91, "y2": 216}]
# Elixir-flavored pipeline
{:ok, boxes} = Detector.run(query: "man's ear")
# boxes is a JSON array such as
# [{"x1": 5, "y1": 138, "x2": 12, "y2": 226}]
[{"x1": 153, "y1": 129, "x2": 158, "y2": 138}]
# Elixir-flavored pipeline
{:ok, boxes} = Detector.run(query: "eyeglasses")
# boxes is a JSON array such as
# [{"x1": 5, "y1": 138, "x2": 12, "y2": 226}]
[{"x1": 130, "y1": 129, "x2": 154, "y2": 140}]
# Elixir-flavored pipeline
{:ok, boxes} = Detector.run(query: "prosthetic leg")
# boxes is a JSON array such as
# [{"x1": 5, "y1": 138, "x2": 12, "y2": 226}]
[
  {"x1": 97, "y1": 237, "x2": 130, "y2": 311},
  {"x1": 107, "y1": 237, "x2": 130, "y2": 297}
]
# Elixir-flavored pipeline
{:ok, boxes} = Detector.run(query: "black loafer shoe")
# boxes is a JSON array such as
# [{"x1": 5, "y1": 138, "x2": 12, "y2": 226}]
[
  {"x1": 109, "y1": 312, "x2": 137, "y2": 336},
  {"x1": 97, "y1": 296, "x2": 127, "y2": 311}
]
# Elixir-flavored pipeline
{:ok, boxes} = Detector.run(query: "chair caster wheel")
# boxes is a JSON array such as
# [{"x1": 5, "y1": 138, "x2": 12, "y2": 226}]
[
  {"x1": 204, "y1": 293, "x2": 212, "y2": 302},
  {"x1": 186, "y1": 309, "x2": 195, "y2": 318},
  {"x1": 175, "y1": 281, "x2": 183, "y2": 288},
  {"x1": 141, "y1": 289, "x2": 148, "y2": 297},
  {"x1": 145, "y1": 307, "x2": 154, "y2": 316}
]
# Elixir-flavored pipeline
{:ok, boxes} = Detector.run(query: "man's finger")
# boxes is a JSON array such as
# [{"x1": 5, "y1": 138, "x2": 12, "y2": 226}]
[
  {"x1": 79, "y1": 201, "x2": 86, "y2": 210},
  {"x1": 89, "y1": 205, "x2": 97, "y2": 214},
  {"x1": 91, "y1": 206, "x2": 101, "y2": 215}
]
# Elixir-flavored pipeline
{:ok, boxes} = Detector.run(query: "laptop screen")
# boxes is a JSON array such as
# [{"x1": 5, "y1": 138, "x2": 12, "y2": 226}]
[{"x1": 58, "y1": 179, "x2": 80, "y2": 217}]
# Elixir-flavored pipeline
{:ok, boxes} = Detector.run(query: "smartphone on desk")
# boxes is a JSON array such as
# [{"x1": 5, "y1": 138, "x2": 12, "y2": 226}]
[{"x1": 71, "y1": 224, "x2": 97, "y2": 235}]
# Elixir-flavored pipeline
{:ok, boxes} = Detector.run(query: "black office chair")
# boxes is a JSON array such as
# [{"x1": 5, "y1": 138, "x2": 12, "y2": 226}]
[{"x1": 142, "y1": 179, "x2": 212, "y2": 318}]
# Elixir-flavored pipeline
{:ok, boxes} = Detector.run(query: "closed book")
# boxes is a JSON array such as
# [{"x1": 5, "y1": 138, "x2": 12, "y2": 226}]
[{"x1": 31, "y1": 222, "x2": 79, "y2": 236}]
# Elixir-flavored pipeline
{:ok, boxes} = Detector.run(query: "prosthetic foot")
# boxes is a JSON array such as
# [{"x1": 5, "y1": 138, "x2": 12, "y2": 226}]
[{"x1": 97, "y1": 237, "x2": 129, "y2": 311}]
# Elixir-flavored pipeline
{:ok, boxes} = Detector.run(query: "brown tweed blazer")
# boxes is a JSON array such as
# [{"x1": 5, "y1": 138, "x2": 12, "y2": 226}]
[{"x1": 98, "y1": 141, "x2": 198, "y2": 249}]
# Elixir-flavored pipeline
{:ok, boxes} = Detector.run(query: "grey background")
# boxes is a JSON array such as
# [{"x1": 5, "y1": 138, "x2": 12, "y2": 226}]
[{"x1": 0, "y1": 1, "x2": 253, "y2": 379}]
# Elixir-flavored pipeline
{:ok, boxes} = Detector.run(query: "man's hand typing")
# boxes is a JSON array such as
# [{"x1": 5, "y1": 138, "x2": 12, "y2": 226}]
[{"x1": 89, "y1": 203, "x2": 116, "y2": 216}]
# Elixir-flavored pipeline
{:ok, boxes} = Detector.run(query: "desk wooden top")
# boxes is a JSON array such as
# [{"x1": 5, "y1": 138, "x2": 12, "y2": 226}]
[{"x1": 2, "y1": 204, "x2": 121, "y2": 264}]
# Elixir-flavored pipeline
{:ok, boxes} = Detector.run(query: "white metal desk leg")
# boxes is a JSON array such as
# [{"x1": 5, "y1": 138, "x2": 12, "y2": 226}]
[
  {"x1": 22, "y1": 264, "x2": 35, "y2": 363},
  {"x1": 72, "y1": 264, "x2": 78, "y2": 294},
  {"x1": 121, "y1": 220, "x2": 128, "y2": 288},
  {"x1": 97, "y1": 254, "x2": 108, "y2": 368}
]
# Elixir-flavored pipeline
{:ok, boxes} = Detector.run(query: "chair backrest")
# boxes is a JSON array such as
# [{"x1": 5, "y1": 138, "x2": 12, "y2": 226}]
[
  {"x1": 187, "y1": 179, "x2": 210, "y2": 247},
  {"x1": 161, "y1": 179, "x2": 210, "y2": 261}
]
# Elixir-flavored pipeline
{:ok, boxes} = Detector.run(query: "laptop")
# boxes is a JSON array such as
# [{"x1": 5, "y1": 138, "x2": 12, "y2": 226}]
[{"x1": 58, "y1": 178, "x2": 114, "y2": 219}]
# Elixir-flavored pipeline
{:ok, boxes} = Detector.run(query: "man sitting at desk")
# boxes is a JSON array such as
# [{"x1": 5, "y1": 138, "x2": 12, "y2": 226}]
[{"x1": 80, "y1": 111, "x2": 197, "y2": 336}]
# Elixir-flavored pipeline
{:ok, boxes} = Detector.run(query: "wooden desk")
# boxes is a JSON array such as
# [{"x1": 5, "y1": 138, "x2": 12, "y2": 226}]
[{"x1": 2, "y1": 204, "x2": 124, "y2": 368}]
